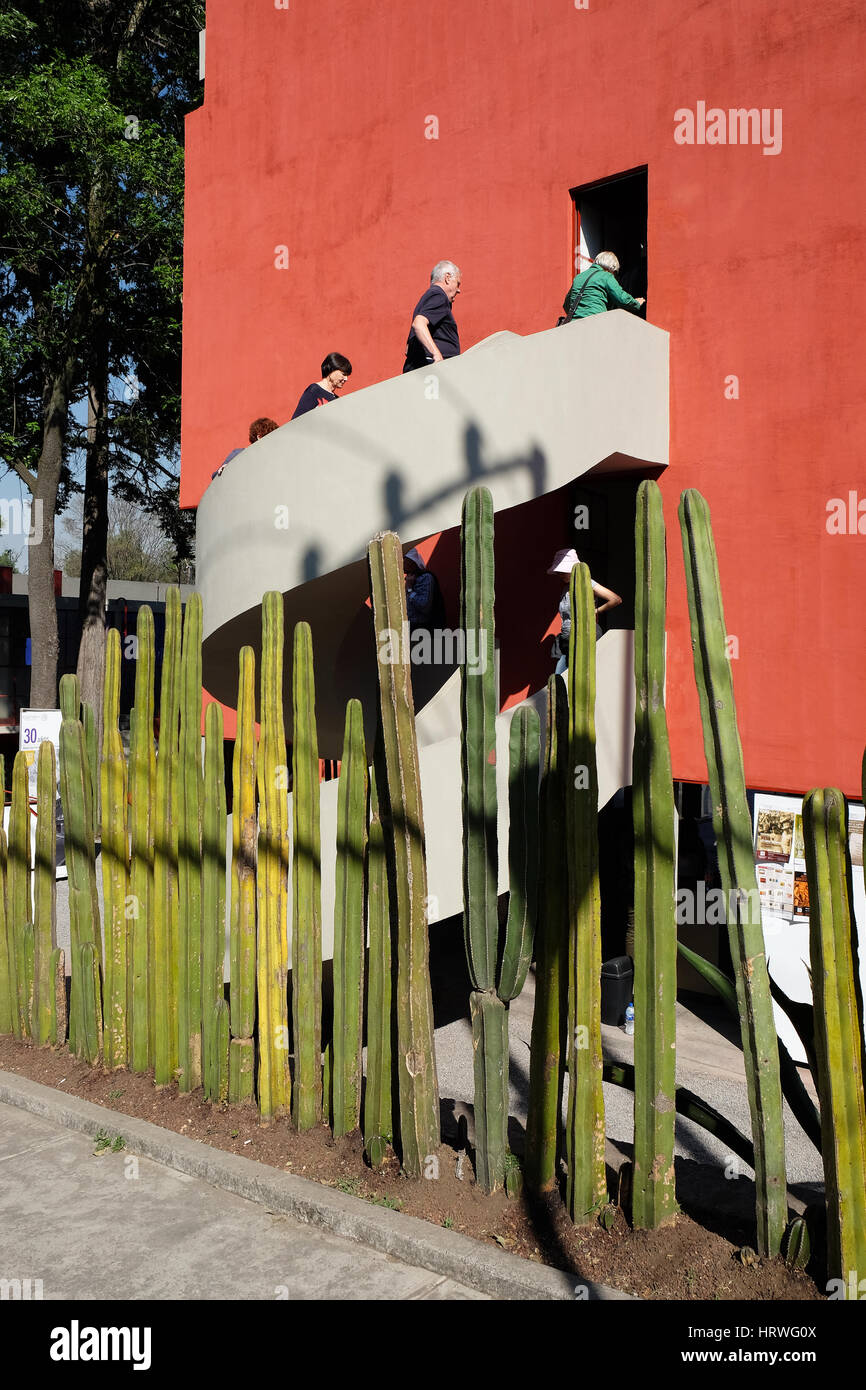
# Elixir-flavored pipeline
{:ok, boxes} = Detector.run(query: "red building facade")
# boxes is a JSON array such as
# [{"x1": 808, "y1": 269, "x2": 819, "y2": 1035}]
[{"x1": 181, "y1": 0, "x2": 866, "y2": 796}]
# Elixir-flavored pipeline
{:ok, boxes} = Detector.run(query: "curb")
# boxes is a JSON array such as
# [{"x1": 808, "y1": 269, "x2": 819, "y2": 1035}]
[{"x1": 0, "y1": 1069, "x2": 632, "y2": 1301}]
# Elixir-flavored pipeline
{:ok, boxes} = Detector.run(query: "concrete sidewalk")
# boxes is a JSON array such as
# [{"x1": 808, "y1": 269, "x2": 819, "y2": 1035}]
[{"x1": 0, "y1": 1102, "x2": 487, "y2": 1301}]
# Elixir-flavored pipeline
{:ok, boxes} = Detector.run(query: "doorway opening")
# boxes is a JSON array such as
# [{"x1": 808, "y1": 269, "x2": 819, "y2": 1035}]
[{"x1": 570, "y1": 167, "x2": 647, "y2": 315}]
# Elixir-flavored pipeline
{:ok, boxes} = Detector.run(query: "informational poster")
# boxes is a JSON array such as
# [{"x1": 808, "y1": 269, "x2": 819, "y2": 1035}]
[
  {"x1": 19, "y1": 708, "x2": 63, "y2": 798},
  {"x1": 752, "y1": 791, "x2": 866, "y2": 1064}
]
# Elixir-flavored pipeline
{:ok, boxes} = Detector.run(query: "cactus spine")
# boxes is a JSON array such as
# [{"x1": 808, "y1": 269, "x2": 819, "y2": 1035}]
[
  {"x1": 101, "y1": 628, "x2": 130, "y2": 1069},
  {"x1": 229, "y1": 647, "x2": 257, "y2": 1104},
  {"x1": 565, "y1": 562, "x2": 606, "y2": 1223},
  {"x1": 632, "y1": 479, "x2": 677, "y2": 1227},
  {"x1": 679, "y1": 488, "x2": 786, "y2": 1256},
  {"x1": 59, "y1": 715, "x2": 103, "y2": 1062},
  {"x1": 8, "y1": 752, "x2": 32, "y2": 1038},
  {"x1": 332, "y1": 698, "x2": 367, "y2": 1137},
  {"x1": 202, "y1": 702, "x2": 227, "y2": 1101},
  {"x1": 364, "y1": 750, "x2": 392, "y2": 1165},
  {"x1": 526, "y1": 676, "x2": 569, "y2": 1196},
  {"x1": 177, "y1": 593, "x2": 204, "y2": 1089},
  {"x1": 802, "y1": 789, "x2": 866, "y2": 1292},
  {"x1": 33, "y1": 739, "x2": 57, "y2": 1046},
  {"x1": 256, "y1": 592, "x2": 291, "y2": 1119},
  {"x1": 153, "y1": 589, "x2": 181, "y2": 1085},
  {"x1": 367, "y1": 531, "x2": 439, "y2": 1175},
  {"x1": 291, "y1": 620, "x2": 323, "y2": 1130}
]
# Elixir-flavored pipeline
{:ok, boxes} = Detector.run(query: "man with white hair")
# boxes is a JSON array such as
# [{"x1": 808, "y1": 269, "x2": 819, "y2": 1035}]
[{"x1": 403, "y1": 260, "x2": 462, "y2": 372}]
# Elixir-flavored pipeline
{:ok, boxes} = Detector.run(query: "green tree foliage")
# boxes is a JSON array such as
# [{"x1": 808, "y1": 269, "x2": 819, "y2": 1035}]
[{"x1": 0, "y1": 1, "x2": 203, "y2": 704}]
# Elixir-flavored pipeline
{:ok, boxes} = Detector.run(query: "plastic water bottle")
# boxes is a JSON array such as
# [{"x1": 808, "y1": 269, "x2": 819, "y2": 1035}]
[{"x1": 624, "y1": 1001, "x2": 635, "y2": 1036}]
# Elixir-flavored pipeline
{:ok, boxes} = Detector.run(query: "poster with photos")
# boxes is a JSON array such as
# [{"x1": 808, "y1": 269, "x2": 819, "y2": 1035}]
[{"x1": 752, "y1": 792, "x2": 865, "y2": 925}]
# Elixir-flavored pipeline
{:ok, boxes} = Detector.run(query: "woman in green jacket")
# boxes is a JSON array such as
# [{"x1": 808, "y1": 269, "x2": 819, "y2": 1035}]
[{"x1": 562, "y1": 251, "x2": 645, "y2": 321}]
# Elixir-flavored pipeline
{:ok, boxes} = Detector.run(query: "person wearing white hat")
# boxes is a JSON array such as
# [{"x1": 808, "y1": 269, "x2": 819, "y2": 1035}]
[{"x1": 548, "y1": 547, "x2": 622, "y2": 674}]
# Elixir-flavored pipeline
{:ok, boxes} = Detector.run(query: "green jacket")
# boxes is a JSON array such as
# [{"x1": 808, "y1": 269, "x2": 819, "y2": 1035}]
[{"x1": 563, "y1": 266, "x2": 641, "y2": 319}]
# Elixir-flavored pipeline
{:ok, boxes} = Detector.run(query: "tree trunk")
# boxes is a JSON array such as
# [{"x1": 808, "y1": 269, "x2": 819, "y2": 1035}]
[
  {"x1": 28, "y1": 374, "x2": 68, "y2": 708},
  {"x1": 77, "y1": 373, "x2": 110, "y2": 759}
]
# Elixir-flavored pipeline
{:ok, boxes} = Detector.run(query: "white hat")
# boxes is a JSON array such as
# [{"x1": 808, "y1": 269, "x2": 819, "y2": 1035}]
[{"x1": 547, "y1": 547, "x2": 580, "y2": 575}]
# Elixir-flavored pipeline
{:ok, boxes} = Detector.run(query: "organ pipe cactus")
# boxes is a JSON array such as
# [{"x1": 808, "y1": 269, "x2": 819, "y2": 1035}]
[
  {"x1": 565, "y1": 562, "x2": 606, "y2": 1223},
  {"x1": 128, "y1": 605, "x2": 155, "y2": 1072},
  {"x1": 178, "y1": 593, "x2": 204, "y2": 1090},
  {"x1": 367, "y1": 531, "x2": 439, "y2": 1175},
  {"x1": 0, "y1": 820, "x2": 12, "y2": 1037},
  {"x1": 363, "y1": 748, "x2": 392, "y2": 1165},
  {"x1": 78, "y1": 940, "x2": 103, "y2": 1066},
  {"x1": 101, "y1": 628, "x2": 129, "y2": 1070},
  {"x1": 59, "y1": 673, "x2": 80, "y2": 722},
  {"x1": 291, "y1": 620, "x2": 323, "y2": 1130},
  {"x1": 332, "y1": 698, "x2": 367, "y2": 1137},
  {"x1": 202, "y1": 702, "x2": 227, "y2": 1102},
  {"x1": 8, "y1": 752, "x2": 32, "y2": 1038},
  {"x1": 152, "y1": 588, "x2": 181, "y2": 1085},
  {"x1": 679, "y1": 487, "x2": 786, "y2": 1257},
  {"x1": 256, "y1": 591, "x2": 291, "y2": 1119},
  {"x1": 229, "y1": 646, "x2": 257, "y2": 1104},
  {"x1": 802, "y1": 788, "x2": 866, "y2": 1293},
  {"x1": 59, "y1": 717, "x2": 102, "y2": 1063},
  {"x1": 526, "y1": 675, "x2": 569, "y2": 1197},
  {"x1": 32, "y1": 739, "x2": 57, "y2": 1046},
  {"x1": 631, "y1": 479, "x2": 677, "y2": 1227},
  {"x1": 460, "y1": 487, "x2": 540, "y2": 1192}
]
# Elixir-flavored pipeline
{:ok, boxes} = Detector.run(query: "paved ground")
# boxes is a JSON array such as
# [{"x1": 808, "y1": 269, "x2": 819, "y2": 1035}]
[{"x1": 0, "y1": 1105, "x2": 488, "y2": 1301}]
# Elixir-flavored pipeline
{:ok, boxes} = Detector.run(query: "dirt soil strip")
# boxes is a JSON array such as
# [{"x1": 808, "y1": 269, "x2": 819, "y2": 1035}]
[{"x1": 0, "y1": 1070, "x2": 627, "y2": 1302}]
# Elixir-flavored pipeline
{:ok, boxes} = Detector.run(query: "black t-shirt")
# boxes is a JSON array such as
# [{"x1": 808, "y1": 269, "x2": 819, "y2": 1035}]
[
  {"x1": 403, "y1": 285, "x2": 460, "y2": 371},
  {"x1": 291, "y1": 383, "x2": 337, "y2": 419}
]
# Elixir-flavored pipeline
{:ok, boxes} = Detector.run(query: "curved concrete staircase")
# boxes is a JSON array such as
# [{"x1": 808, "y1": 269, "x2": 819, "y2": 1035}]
[{"x1": 196, "y1": 310, "x2": 669, "y2": 952}]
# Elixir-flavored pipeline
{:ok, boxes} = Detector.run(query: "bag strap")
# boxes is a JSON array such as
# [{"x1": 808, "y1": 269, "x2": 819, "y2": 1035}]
[{"x1": 564, "y1": 266, "x2": 604, "y2": 322}]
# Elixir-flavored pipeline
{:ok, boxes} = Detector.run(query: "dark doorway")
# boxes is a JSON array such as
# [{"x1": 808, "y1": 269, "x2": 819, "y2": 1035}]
[{"x1": 570, "y1": 167, "x2": 647, "y2": 315}]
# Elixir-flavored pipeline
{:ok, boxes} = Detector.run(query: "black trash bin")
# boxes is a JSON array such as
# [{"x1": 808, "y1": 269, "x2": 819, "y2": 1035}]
[{"x1": 600, "y1": 955, "x2": 633, "y2": 1026}]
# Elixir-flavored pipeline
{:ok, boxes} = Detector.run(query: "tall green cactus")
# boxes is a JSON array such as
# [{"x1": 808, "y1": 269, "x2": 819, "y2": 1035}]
[
  {"x1": 565, "y1": 562, "x2": 606, "y2": 1223},
  {"x1": 291, "y1": 620, "x2": 323, "y2": 1130},
  {"x1": 367, "y1": 531, "x2": 439, "y2": 1175},
  {"x1": 459, "y1": 486, "x2": 503, "y2": 1193},
  {"x1": 202, "y1": 702, "x2": 227, "y2": 1102},
  {"x1": 153, "y1": 589, "x2": 182, "y2": 1085},
  {"x1": 101, "y1": 628, "x2": 130, "y2": 1070},
  {"x1": 498, "y1": 706, "x2": 540, "y2": 1004},
  {"x1": 332, "y1": 698, "x2": 367, "y2": 1137},
  {"x1": 460, "y1": 488, "x2": 499, "y2": 995},
  {"x1": 679, "y1": 487, "x2": 786, "y2": 1256},
  {"x1": 128, "y1": 605, "x2": 155, "y2": 1072},
  {"x1": 459, "y1": 488, "x2": 540, "y2": 1192},
  {"x1": 229, "y1": 646, "x2": 257, "y2": 1104},
  {"x1": 526, "y1": 676, "x2": 569, "y2": 1197},
  {"x1": 364, "y1": 748, "x2": 392, "y2": 1165},
  {"x1": 59, "y1": 716, "x2": 102, "y2": 1063},
  {"x1": 8, "y1": 752, "x2": 32, "y2": 1038},
  {"x1": 0, "y1": 819, "x2": 12, "y2": 1037},
  {"x1": 177, "y1": 593, "x2": 204, "y2": 1090},
  {"x1": 256, "y1": 591, "x2": 291, "y2": 1119},
  {"x1": 32, "y1": 739, "x2": 57, "y2": 1046},
  {"x1": 632, "y1": 479, "x2": 677, "y2": 1227},
  {"x1": 802, "y1": 789, "x2": 866, "y2": 1293}
]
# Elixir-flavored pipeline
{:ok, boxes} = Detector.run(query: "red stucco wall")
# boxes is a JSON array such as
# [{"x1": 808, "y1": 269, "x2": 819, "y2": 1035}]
[{"x1": 183, "y1": 0, "x2": 866, "y2": 797}]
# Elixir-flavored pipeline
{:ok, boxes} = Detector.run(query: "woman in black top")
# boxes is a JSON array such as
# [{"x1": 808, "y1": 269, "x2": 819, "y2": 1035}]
[{"x1": 291, "y1": 352, "x2": 352, "y2": 419}]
